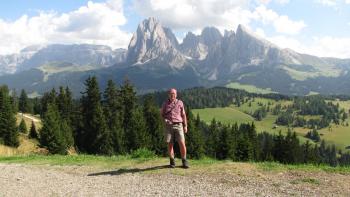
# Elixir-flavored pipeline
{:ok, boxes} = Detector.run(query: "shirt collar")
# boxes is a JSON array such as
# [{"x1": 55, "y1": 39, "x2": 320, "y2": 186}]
[{"x1": 168, "y1": 98, "x2": 177, "y2": 104}]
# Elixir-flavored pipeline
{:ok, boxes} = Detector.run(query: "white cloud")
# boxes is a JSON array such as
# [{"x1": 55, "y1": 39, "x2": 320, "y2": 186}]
[
  {"x1": 308, "y1": 36, "x2": 350, "y2": 58},
  {"x1": 346, "y1": 0, "x2": 350, "y2": 3},
  {"x1": 134, "y1": 0, "x2": 253, "y2": 32},
  {"x1": 255, "y1": 28, "x2": 266, "y2": 37},
  {"x1": 254, "y1": 6, "x2": 306, "y2": 35},
  {"x1": 0, "y1": 0, "x2": 131, "y2": 55},
  {"x1": 257, "y1": 0, "x2": 290, "y2": 4},
  {"x1": 267, "y1": 35, "x2": 350, "y2": 58},
  {"x1": 134, "y1": 1, "x2": 305, "y2": 36}
]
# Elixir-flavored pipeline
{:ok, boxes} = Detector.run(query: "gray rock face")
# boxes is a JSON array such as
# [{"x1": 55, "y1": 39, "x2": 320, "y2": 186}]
[
  {"x1": 18, "y1": 44, "x2": 126, "y2": 71},
  {"x1": 221, "y1": 25, "x2": 280, "y2": 69},
  {"x1": 0, "y1": 46, "x2": 41, "y2": 75},
  {"x1": 126, "y1": 17, "x2": 186, "y2": 68},
  {"x1": 0, "y1": 44, "x2": 126, "y2": 75}
]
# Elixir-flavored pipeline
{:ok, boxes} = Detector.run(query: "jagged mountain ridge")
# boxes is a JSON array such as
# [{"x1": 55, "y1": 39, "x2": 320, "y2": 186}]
[
  {"x1": 0, "y1": 44, "x2": 126, "y2": 75},
  {"x1": 0, "y1": 17, "x2": 350, "y2": 96}
]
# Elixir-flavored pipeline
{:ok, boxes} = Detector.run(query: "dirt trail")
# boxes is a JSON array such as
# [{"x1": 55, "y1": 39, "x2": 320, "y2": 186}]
[
  {"x1": 0, "y1": 163, "x2": 350, "y2": 196},
  {"x1": 18, "y1": 113, "x2": 41, "y2": 123}
]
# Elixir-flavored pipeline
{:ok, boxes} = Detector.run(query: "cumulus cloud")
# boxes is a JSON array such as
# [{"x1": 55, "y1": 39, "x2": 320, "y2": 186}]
[
  {"x1": 254, "y1": 6, "x2": 306, "y2": 35},
  {"x1": 0, "y1": 0, "x2": 131, "y2": 55},
  {"x1": 134, "y1": 0, "x2": 305, "y2": 36},
  {"x1": 134, "y1": 0, "x2": 253, "y2": 32},
  {"x1": 266, "y1": 35, "x2": 350, "y2": 58}
]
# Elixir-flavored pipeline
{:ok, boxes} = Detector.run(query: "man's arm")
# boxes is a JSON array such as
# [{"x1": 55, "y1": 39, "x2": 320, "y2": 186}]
[
  {"x1": 160, "y1": 103, "x2": 165, "y2": 119},
  {"x1": 161, "y1": 103, "x2": 170, "y2": 124},
  {"x1": 181, "y1": 103, "x2": 188, "y2": 133}
]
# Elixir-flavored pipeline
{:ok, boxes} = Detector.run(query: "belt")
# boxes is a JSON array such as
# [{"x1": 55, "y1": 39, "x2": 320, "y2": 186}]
[{"x1": 172, "y1": 122, "x2": 182, "y2": 125}]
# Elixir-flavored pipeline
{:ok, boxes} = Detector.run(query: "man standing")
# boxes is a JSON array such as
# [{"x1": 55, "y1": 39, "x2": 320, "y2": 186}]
[{"x1": 161, "y1": 88, "x2": 189, "y2": 168}]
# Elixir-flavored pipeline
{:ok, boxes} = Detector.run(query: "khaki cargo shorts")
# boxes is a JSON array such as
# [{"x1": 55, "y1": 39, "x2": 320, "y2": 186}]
[{"x1": 165, "y1": 123, "x2": 185, "y2": 143}]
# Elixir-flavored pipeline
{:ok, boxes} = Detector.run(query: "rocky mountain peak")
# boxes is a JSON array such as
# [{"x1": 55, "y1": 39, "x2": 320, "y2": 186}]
[
  {"x1": 200, "y1": 27, "x2": 222, "y2": 46},
  {"x1": 126, "y1": 17, "x2": 185, "y2": 68}
]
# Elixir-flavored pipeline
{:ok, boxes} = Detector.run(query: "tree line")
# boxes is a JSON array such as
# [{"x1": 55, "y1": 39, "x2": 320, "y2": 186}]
[
  {"x1": 1, "y1": 79, "x2": 350, "y2": 167},
  {"x1": 144, "y1": 87, "x2": 290, "y2": 110}
]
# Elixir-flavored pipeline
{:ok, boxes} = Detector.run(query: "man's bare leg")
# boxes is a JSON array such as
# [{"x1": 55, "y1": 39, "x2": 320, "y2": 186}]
[
  {"x1": 168, "y1": 143, "x2": 176, "y2": 168},
  {"x1": 168, "y1": 143, "x2": 174, "y2": 158},
  {"x1": 178, "y1": 140, "x2": 187, "y2": 159},
  {"x1": 178, "y1": 140, "x2": 189, "y2": 168}
]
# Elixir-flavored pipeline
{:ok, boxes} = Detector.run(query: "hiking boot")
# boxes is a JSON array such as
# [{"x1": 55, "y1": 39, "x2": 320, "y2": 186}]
[
  {"x1": 182, "y1": 159, "x2": 189, "y2": 169},
  {"x1": 169, "y1": 158, "x2": 175, "y2": 168}
]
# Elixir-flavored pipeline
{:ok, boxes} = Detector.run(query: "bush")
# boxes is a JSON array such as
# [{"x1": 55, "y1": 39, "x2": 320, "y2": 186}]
[{"x1": 131, "y1": 148, "x2": 156, "y2": 159}]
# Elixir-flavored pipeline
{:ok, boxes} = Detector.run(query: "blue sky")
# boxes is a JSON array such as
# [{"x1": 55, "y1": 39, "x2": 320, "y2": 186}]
[{"x1": 0, "y1": 0, "x2": 350, "y2": 58}]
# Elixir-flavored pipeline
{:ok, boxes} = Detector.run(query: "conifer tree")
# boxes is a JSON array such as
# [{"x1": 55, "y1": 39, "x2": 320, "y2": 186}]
[
  {"x1": 57, "y1": 87, "x2": 68, "y2": 118},
  {"x1": 120, "y1": 78, "x2": 137, "y2": 152},
  {"x1": 40, "y1": 88, "x2": 57, "y2": 117},
  {"x1": 142, "y1": 95, "x2": 165, "y2": 155},
  {"x1": 273, "y1": 131, "x2": 286, "y2": 163},
  {"x1": 130, "y1": 107, "x2": 150, "y2": 150},
  {"x1": 0, "y1": 86, "x2": 19, "y2": 147},
  {"x1": 258, "y1": 132, "x2": 274, "y2": 161},
  {"x1": 29, "y1": 121, "x2": 38, "y2": 139},
  {"x1": 103, "y1": 80, "x2": 125, "y2": 154},
  {"x1": 328, "y1": 144, "x2": 338, "y2": 167},
  {"x1": 18, "y1": 119, "x2": 27, "y2": 133},
  {"x1": 40, "y1": 104, "x2": 68, "y2": 154},
  {"x1": 80, "y1": 76, "x2": 112, "y2": 154},
  {"x1": 217, "y1": 125, "x2": 234, "y2": 160},
  {"x1": 19, "y1": 89, "x2": 30, "y2": 113},
  {"x1": 185, "y1": 108, "x2": 205, "y2": 159},
  {"x1": 319, "y1": 140, "x2": 327, "y2": 163},
  {"x1": 206, "y1": 119, "x2": 220, "y2": 158},
  {"x1": 302, "y1": 140, "x2": 311, "y2": 163},
  {"x1": 10, "y1": 89, "x2": 18, "y2": 113}
]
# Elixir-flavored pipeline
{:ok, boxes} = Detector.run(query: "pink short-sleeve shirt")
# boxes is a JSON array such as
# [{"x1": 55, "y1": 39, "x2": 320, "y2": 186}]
[{"x1": 161, "y1": 99, "x2": 185, "y2": 123}]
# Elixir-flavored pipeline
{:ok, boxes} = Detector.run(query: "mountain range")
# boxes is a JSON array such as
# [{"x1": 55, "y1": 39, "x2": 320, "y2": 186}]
[{"x1": 0, "y1": 17, "x2": 349, "y2": 97}]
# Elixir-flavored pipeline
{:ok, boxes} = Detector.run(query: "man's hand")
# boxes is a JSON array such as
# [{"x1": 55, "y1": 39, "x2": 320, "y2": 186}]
[
  {"x1": 183, "y1": 125, "x2": 188, "y2": 133},
  {"x1": 165, "y1": 119, "x2": 171, "y2": 125}
]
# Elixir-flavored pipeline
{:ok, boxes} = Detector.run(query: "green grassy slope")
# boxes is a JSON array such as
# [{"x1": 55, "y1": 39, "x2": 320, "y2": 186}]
[
  {"x1": 193, "y1": 98, "x2": 350, "y2": 150},
  {"x1": 192, "y1": 107, "x2": 254, "y2": 125},
  {"x1": 226, "y1": 82, "x2": 277, "y2": 94}
]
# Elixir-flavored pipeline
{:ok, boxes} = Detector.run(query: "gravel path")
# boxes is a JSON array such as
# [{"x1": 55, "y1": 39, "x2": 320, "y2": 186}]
[{"x1": 0, "y1": 163, "x2": 350, "y2": 197}]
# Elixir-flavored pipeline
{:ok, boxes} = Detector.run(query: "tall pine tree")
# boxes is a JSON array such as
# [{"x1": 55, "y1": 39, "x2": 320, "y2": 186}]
[
  {"x1": 185, "y1": 108, "x2": 205, "y2": 159},
  {"x1": 120, "y1": 78, "x2": 138, "y2": 152},
  {"x1": 29, "y1": 121, "x2": 38, "y2": 139},
  {"x1": 0, "y1": 86, "x2": 19, "y2": 147},
  {"x1": 103, "y1": 80, "x2": 125, "y2": 154},
  {"x1": 142, "y1": 95, "x2": 166, "y2": 155},
  {"x1": 19, "y1": 89, "x2": 31, "y2": 113},
  {"x1": 18, "y1": 119, "x2": 27, "y2": 133},
  {"x1": 40, "y1": 104, "x2": 69, "y2": 154},
  {"x1": 80, "y1": 76, "x2": 112, "y2": 154}
]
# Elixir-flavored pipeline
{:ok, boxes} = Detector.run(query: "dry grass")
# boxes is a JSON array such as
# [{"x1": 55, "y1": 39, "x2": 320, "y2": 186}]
[
  {"x1": 16, "y1": 113, "x2": 42, "y2": 132},
  {"x1": 0, "y1": 135, "x2": 40, "y2": 156},
  {"x1": 0, "y1": 114, "x2": 42, "y2": 156}
]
